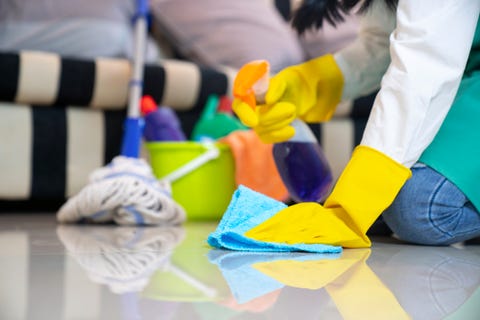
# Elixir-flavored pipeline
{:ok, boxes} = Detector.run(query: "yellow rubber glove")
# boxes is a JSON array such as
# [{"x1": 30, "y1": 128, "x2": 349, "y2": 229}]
[
  {"x1": 232, "y1": 55, "x2": 344, "y2": 143},
  {"x1": 233, "y1": 98, "x2": 297, "y2": 144},
  {"x1": 244, "y1": 146, "x2": 412, "y2": 248},
  {"x1": 266, "y1": 54, "x2": 344, "y2": 123}
]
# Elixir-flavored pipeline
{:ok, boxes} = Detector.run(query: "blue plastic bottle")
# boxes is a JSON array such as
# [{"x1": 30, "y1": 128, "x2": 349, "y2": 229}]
[
  {"x1": 273, "y1": 119, "x2": 333, "y2": 203},
  {"x1": 141, "y1": 96, "x2": 186, "y2": 142}
]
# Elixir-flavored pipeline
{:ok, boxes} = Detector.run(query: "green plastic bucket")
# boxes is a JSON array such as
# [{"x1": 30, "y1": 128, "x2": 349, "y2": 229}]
[{"x1": 146, "y1": 141, "x2": 236, "y2": 220}]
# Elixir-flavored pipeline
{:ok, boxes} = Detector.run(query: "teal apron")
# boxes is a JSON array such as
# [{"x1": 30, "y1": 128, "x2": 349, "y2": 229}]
[{"x1": 420, "y1": 20, "x2": 480, "y2": 211}]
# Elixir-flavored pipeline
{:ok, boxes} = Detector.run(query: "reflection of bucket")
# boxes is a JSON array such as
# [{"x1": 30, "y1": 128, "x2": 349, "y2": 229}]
[
  {"x1": 142, "y1": 223, "x2": 231, "y2": 302},
  {"x1": 146, "y1": 142, "x2": 236, "y2": 220}
]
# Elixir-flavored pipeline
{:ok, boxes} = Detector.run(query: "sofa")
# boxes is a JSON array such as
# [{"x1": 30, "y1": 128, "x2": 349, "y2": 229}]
[{"x1": 0, "y1": 0, "x2": 374, "y2": 212}]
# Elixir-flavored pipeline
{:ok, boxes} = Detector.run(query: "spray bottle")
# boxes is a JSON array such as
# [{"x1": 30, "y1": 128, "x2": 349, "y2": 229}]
[
  {"x1": 234, "y1": 60, "x2": 333, "y2": 203},
  {"x1": 140, "y1": 95, "x2": 186, "y2": 142},
  {"x1": 191, "y1": 94, "x2": 248, "y2": 141}
]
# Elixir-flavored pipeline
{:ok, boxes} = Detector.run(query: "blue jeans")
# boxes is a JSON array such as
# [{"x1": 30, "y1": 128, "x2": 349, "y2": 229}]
[{"x1": 383, "y1": 163, "x2": 480, "y2": 245}]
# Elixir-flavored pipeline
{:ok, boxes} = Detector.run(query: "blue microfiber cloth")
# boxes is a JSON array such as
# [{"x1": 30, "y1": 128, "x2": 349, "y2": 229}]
[
  {"x1": 208, "y1": 185, "x2": 342, "y2": 253},
  {"x1": 208, "y1": 249, "x2": 341, "y2": 303}
]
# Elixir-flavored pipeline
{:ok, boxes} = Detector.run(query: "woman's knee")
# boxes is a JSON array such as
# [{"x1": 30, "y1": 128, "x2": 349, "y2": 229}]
[
  {"x1": 383, "y1": 199, "x2": 454, "y2": 245},
  {"x1": 382, "y1": 164, "x2": 475, "y2": 245},
  {"x1": 383, "y1": 192, "x2": 480, "y2": 246},
  {"x1": 382, "y1": 177, "x2": 467, "y2": 245}
]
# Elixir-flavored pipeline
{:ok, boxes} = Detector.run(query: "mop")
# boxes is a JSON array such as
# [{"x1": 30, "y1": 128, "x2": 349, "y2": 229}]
[{"x1": 57, "y1": 0, "x2": 186, "y2": 225}]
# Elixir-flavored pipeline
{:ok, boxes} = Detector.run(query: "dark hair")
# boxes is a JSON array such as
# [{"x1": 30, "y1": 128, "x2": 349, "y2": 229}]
[{"x1": 292, "y1": 0, "x2": 398, "y2": 34}]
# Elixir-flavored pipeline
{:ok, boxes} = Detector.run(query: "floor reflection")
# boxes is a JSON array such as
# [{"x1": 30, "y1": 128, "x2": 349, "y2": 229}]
[
  {"x1": 52, "y1": 222, "x2": 480, "y2": 319},
  {"x1": 0, "y1": 216, "x2": 480, "y2": 320},
  {"x1": 209, "y1": 244, "x2": 480, "y2": 320}
]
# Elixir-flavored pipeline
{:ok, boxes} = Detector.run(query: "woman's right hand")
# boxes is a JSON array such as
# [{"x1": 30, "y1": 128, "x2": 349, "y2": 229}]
[{"x1": 233, "y1": 54, "x2": 344, "y2": 143}]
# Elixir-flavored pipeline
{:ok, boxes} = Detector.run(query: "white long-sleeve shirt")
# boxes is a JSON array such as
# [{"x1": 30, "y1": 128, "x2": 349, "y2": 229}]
[{"x1": 334, "y1": 0, "x2": 480, "y2": 167}]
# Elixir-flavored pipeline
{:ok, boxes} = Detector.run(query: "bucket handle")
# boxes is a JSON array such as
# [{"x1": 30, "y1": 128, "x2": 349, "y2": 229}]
[{"x1": 160, "y1": 142, "x2": 220, "y2": 183}]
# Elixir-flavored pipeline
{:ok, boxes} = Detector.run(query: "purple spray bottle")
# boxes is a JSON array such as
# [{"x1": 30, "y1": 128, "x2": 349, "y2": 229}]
[
  {"x1": 141, "y1": 95, "x2": 186, "y2": 142},
  {"x1": 273, "y1": 119, "x2": 333, "y2": 202}
]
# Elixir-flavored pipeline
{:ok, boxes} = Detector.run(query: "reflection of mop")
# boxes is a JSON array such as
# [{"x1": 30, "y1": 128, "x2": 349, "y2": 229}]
[
  {"x1": 58, "y1": 224, "x2": 186, "y2": 320},
  {"x1": 57, "y1": 225, "x2": 185, "y2": 294},
  {"x1": 58, "y1": 224, "x2": 217, "y2": 307},
  {"x1": 57, "y1": 0, "x2": 185, "y2": 225}
]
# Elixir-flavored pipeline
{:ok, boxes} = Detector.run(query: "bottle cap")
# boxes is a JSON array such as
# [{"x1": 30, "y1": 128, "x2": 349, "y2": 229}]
[
  {"x1": 140, "y1": 95, "x2": 158, "y2": 115},
  {"x1": 218, "y1": 95, "x2": 233, "y2": 114}
]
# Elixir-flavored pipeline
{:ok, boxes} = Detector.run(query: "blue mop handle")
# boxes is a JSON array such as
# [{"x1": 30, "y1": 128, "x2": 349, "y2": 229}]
[
  {"x1": 121, "y1": 118, "x2": 144, "y2": 158},
  {"x1": 121, "y1": 0, "x2": 149, "y2": 158}
]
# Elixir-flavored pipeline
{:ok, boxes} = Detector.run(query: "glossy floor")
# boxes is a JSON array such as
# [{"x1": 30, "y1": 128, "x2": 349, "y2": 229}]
[{"x1": 1, "y1": 214, "x2": 479, "y2": 320}]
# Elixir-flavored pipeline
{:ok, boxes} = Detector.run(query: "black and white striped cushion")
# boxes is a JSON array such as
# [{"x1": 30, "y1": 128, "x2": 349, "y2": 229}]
[
  {"x1": 0, "y1": 50, "x2": 372, "y2": 118},
  {"x1": 0, "y1": 50, "x2": 235, "y2": 111}
]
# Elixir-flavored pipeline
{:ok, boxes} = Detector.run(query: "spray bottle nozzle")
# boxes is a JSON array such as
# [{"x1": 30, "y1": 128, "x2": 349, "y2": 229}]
[{"x1": 233, "y1": 60, "x2": 270, "y2": 108}]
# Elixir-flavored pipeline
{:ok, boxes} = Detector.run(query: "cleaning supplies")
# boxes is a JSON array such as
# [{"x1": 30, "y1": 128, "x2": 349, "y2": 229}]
[
  {"x1": 191, "y1": 94, "x2": 248, "y2": 141},
  {"x1": 233, "y1": 60, "x2": 333, "y2": 203},
  {"x1": 140, "y1": 95, "x2": 186, "y2": 141}
]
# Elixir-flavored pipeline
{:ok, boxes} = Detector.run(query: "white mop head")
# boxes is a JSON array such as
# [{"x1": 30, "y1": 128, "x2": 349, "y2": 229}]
[{"x1": 57, "y1": 156, "x2": 186, "y2": 225}]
